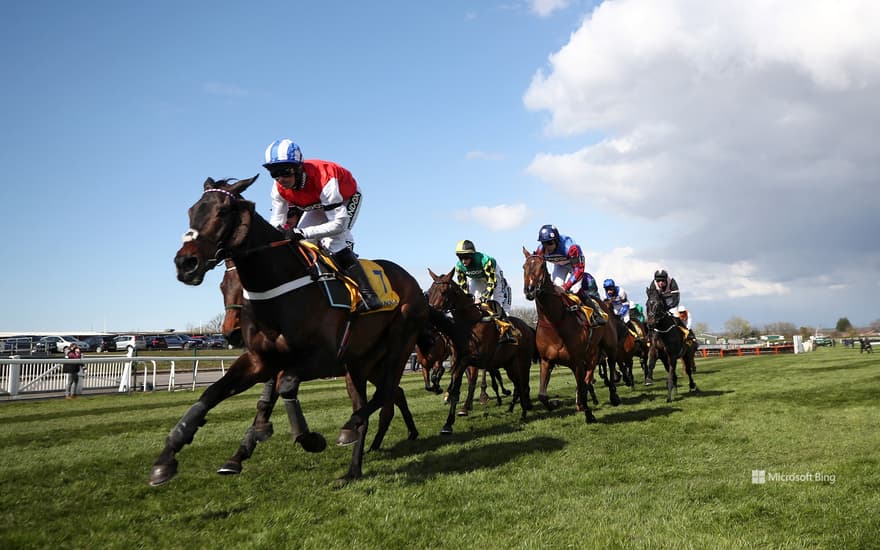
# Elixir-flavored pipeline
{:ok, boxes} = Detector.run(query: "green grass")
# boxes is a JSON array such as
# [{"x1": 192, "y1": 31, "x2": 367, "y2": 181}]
[{"x1": 1, "y1": 347, "x2": 878, "y2": 549}]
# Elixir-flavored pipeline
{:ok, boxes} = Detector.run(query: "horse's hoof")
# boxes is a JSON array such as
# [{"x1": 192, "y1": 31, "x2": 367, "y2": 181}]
[
  {"x1": 440, "y1": 425, "x2": 453, "y2": 435},
  {"x1": 216, "y1": 461, "x2": 242, "y2": 476},
  {"x1": 336, "y1": 428, "x2": 359, "y2": 446},
  {"x1": 644, "y1": 379, "x2": 653, "y2": 386},
  {"x1": 407, "y1": 430, "x2": 419, "y2": 441},
  {"x1": 610, "y1": 394, "x2": 621, "y2": 407},
  {"x1": 690, "y1": 385, "x2": 699, "y2": 393},
  {"x1": 585, "y1": 413, "x2": 597, "y2": 424},
  {"x1": 456, "y1": 409, "x2": 469, "y2": 417},
  {"x1": 148, "y1": 461, "x2": 178, "y2": 486},
  {"x1": 502, "y1": 389, "x2": 512, "y2": 397},
  {"x1": 479, "y1": 394, "x2": 489, "y2": 406},
  {"x1": 297, "y1": 432, "x2": 328, "y2": 453}
]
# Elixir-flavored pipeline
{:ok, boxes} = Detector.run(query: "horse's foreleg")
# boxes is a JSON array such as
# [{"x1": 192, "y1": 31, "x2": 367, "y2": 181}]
[
  {"x1": 430, "y1": 364, "x2": 445, "y2": 394},
  {"x1": 576, "y1": 367, "x2": 597, "y2": 423},
  {"x1": 666, "y1": 355, "x2": 678, "y2": 402},
  {"x1": 441, "y1": 361, "x2": 466, "y2": 435},
  {"x1": 537, "y1": 359, "x2": 559, "y2": 411},
  {"x1": 150, "y1": 355, "x2": 263, "y2": 486},
  {"x1": 217, "y1": 379, "x2": 278, "y2": 475},
  {"x1": 479, "y1": 368, "x2": 490, "y2": 406},
  {"x1": 460, "y1": 365, "x2": 478, "y2": 416}
]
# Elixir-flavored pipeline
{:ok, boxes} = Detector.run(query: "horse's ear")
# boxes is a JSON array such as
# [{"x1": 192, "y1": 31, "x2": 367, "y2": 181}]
[
  {"x1": 203, "y1": 177, "x2": 216, "y2": 190},
  {"x1": 446, "y1": 268, "x2": 455, "y2": 280},
  {"x1": 428, "y1": 268, "x2": 439, "y2": 281},
  {"x1": 229, "y1": 174, "x2": 259, "y2": 195},
  {"x1": 522, "y1": 246, "x2": 530, "y2": 258}
]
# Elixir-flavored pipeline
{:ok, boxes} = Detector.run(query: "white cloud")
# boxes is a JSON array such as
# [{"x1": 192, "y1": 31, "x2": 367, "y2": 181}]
[
  {"x1": 529, "y1": 0, "x2": 570, "y2": 18},
  {"x1": 522, "y1": 0, "x2": 880, "y2": 306},
  {"x1": 454, "y1": 203, "x2": 530, "y2": 231}
]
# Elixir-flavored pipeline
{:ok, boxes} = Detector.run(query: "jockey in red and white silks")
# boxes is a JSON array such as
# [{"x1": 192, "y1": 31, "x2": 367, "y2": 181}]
[{"x1": 269, "y1": 158, "x2": 362, "y2": 255}]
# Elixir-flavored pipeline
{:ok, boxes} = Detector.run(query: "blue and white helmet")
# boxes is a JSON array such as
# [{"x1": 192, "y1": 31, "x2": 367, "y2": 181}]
[{"x1": 263, "y1": 139, "x2": 303, "y2": 167}]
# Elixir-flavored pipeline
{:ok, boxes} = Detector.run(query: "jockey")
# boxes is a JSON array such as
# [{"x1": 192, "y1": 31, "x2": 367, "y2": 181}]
[
  {"x1": 603, "y1": 278, "x2": 635, "y2": 332},
  {"x1": 650, "y1": 269, "x2": 680, "y2": 316},
  {"x1": 678, "y1": 305, "x2": 698, "y2": 348},
  {"x1": 263, "y1": 138, "x2": 381, "y2": 311},
  {"x1": 453, "y1": 240, "x2": 511, "y2": 316},
  {"x1": 535, "y1": 224, "x2": 605, "y2": 326}
]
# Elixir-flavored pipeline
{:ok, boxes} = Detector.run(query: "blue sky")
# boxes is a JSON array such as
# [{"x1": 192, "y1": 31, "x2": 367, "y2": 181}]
[{"x1": 2, "y1": 0, "x2": 878, "y2": 334}]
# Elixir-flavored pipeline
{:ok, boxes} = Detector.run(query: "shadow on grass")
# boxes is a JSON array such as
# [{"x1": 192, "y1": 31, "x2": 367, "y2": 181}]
[
  {"x1": 679, "y1": 389, "x2": 735, "y2": 399},
  {"x1": 393, "y1": 436, "x2": 567, "y2": 482},
  {"x1": 599, "y1": 406, "x2": 681, "y2": 424}
]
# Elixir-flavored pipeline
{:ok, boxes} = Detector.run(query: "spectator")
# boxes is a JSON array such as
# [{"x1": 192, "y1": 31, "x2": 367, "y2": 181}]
[{"x1": 64, "y1": 344, "x2": 84, "y2": 399}]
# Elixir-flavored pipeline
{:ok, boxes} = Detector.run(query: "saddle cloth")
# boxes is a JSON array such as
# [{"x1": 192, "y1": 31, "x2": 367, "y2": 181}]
[
  {"x1": 478, "y1": 303, "x2": 521, "y2": 344},
  {"x1": 562, "y1": 292, "x2": 608, "y2": 326},
  {"x1": 301, "y1": 242, "x2": 399, "y2": 314}
]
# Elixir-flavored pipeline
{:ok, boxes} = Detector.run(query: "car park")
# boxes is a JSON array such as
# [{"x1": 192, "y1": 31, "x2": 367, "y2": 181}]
[
  {"x1": 81, "y1": 335, "x2": 117, "y2": 353},
  {"x1": 2, "y1": 335, "x2": 39, "y2": 354},
  {"x1": 205, "y1": 334, "x2": 228, "y2": 349},
  {"x1": 162, "y1": 334, "x2": 194, "y2": 350},
  {"x1": 114, "y1": 335, "x2": 148, "y2": 351},
  {"x1": 36, "y1": 335, "x2": 89, "y2": 354},
  {"x1": 145, "y1": 335, "x2": 168, "y2": 350}
]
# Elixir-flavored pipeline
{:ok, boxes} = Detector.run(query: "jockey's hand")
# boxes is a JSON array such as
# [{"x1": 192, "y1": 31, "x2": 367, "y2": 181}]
[
  {"x1": 473, "y1": 295, "x2": 482, "y2": 304},
  {"x1": 283, "y1": 227, "x2": 305, "y2": 241}
]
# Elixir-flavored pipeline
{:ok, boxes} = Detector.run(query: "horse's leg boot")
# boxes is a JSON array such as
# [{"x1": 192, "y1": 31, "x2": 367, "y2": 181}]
[{"x1": 334, "y1": 248, "x2": 382, "y2": 310}]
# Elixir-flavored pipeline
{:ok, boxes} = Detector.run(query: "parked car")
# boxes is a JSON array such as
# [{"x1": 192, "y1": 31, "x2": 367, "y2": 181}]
[
  {"x1": 81, "y1": 335, "x2": 117, "y2": 353},
  {"x1": 813, "y1": 336, "x2": 833, "y2": 347},
  {"x1": 188, "y1": 336, "x2": 208, "y2": 349},
  {"x1": 2, "y1": 335, "x2": 39, "y2": 354},
  {"x1": 205, "y1": 334, "x2": 228, "y2": 349},
  {"x1": 162, "y1": 334, "x2": 193, "y2": 350},
  {"x1": 114, "y1": 335, "x2": 148, "y2": 351},
  {"x1": 36, "y1": 335, "x2": 89, "y2": 354},
  {"x1": 145, "y1": 335, "x2": 168, "y2": 350}
]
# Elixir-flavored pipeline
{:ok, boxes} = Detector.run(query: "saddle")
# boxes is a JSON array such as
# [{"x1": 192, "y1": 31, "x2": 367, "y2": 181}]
[
  {"x1": 478, "y1": 302, "x2": 520, "y2": 345},
  {"x1": 561, "y1": 292, "x2": 608, "y2": 327},
  {"x1": 299, "y1": 241, "x2": 399, "y2": 314}
]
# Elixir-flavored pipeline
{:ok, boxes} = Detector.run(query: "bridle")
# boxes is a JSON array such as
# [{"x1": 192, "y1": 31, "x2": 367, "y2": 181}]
[
  {"x1": 183, "y1": 187, "x2": 293, "y2": 271},
  {"x1": 524, "y1": 254, "x2": 553, "y2": 299}
]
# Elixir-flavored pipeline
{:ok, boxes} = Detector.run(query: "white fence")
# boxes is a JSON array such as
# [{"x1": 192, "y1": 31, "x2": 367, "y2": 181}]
[{"x1": 0, "y1": 351, "x2": 235, "y2": 399}]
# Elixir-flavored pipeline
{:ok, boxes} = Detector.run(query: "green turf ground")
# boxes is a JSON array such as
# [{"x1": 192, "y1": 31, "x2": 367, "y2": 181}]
[{"x1": 1, "y1": 346, "x2": 877, "y2": 549}]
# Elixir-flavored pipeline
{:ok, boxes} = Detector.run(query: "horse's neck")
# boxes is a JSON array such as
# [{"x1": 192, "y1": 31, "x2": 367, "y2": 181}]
[
  {"x1": 233, "y1": 214, "x2": 308, "y2": 292},
  {"x1": 451, "y1": 296, "x2": 481, "y2": 323},
  {"x1": 536, "y1": 291, "x2": 568, "y2": 326}
]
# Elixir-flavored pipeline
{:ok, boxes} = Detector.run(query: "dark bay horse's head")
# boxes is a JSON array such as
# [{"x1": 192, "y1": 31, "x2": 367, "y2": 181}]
[
  {"x1": 426, "y1": 268, "x2": 459, "y2": 313},
  {"x1": 175, "y1": 175, "x2": 260, "y2": 285},
  {"x1": 220, "y1": 259, "x2": 244, "y2": 347},
  {"x1": 522, "y1": 246, "x2": 549, "y2": 301},
  {"x1": 645, "y1": 286, "x2": 667, "y2": 328}
]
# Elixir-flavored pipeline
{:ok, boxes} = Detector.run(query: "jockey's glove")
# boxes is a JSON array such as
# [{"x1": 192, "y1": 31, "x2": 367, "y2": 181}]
[{"x1": 283, "y1": 227, "x2": 305, "y2": 241}]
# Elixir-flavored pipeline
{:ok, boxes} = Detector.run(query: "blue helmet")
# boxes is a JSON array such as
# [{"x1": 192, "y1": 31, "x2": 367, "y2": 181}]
[
  {"x1": 603, "y1": 278, "x2": 616, "y2": 289},
  {"x1": 537, "y1": 224, "x2": 559, "y2": 244},
  {"x1": 263, "y1": 138, "x2": 303, "y2": 168}
]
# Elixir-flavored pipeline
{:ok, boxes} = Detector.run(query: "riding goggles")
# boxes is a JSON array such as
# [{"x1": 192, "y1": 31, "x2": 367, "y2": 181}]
[{"x1": 268, "y1": 165, "x2": 297, "y2": 179}]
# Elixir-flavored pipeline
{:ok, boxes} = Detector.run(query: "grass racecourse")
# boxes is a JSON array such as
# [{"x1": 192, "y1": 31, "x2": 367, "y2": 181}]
[{"x1": 1, "y1": 346, "x2": 878, "y2": 549}]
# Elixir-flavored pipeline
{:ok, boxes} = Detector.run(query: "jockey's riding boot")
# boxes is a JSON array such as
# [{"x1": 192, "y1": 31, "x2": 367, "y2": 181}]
[
  {"x1": 588, "y1": 298, "x2": 606, "y2": 326},
  {"x1": 333, "y1": 248, "x2": 383, "y2": 311}
]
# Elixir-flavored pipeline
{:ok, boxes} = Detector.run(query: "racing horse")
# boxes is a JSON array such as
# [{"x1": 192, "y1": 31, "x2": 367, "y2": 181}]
[
  {"x1": 426, "y1": 269, "x2": 536, "y2": 434},
  {"x1": 522, "y1": 248, "x2": 621, "y2": 423},
  {"x1": 645, "y1": 286, "x2": 699, "y2": 401},
  {"x1": 213, "y1": 260, "x2": 418, "y2": 477},
  {"x1": 415, "y1": 325, "x2": 455, "y2": 394},
  {"x1": 150, "y1": 175, "x2": 428, "y2": 487}
]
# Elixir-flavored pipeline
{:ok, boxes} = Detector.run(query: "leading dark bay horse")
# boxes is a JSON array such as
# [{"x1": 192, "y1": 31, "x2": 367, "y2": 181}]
[
  {"x1": 522, "y1": 248, "x2": 620, "y2": 423},
  {"x1": 645, "y1": 286, "x2": 699, "y2": 402},
  {"x1": 214, "y1": 260, "x2": 418, "y2": 477},
  {"x1": 426, "y1": 269, "x2": 536, "y2": 434},
  {"x1": 150, "y1": 175, "x2": 428, "y2": 487}
]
